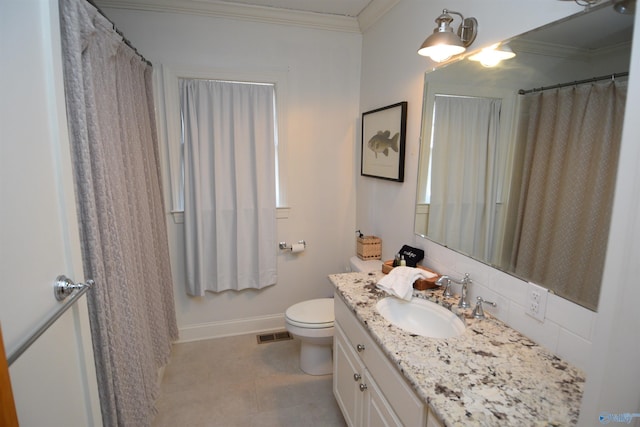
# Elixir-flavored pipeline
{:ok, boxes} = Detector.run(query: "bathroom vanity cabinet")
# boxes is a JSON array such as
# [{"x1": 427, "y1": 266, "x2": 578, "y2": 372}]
[
  {"x1": 330, "y1": 272, "x2": 585, "y2": 426},
  {"x1": 333, "y1": 293, "x2": 443, "y2": 427}
]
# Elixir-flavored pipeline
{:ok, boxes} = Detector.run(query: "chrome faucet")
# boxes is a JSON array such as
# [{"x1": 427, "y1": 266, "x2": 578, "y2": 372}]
[{"x1": 435, "y1": 273, "x2": 471, "y2": 308}]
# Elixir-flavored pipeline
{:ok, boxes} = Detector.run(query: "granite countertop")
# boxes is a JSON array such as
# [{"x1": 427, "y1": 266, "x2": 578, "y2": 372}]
[{"x1": 329, "y1": 271, "x2": 585, "y2": 427}]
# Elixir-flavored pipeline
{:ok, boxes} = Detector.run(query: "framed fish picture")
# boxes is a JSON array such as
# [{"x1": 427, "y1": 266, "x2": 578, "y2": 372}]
[{"x1": 361, "y1": 102, "x2": 407, "y2": 182}]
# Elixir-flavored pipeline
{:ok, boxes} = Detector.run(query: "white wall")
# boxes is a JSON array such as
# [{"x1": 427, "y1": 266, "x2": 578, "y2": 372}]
[
  {"x1": 359, "y1": 0, "x2": 640, "y2": 424},
  {"x1": 579, "y1": 13, "x2": 640, "y2": 423},
  {"x1": 100, "y1": 7, "x2": 362, "y2": 340}
]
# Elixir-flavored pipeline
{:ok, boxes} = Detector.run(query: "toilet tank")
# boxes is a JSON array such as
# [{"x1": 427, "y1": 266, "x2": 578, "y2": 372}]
[{"x1": 349, "y1": 256, "x2": 383, "y2": 273}]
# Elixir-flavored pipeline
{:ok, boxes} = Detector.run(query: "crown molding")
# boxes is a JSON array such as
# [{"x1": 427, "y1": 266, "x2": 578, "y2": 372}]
[
  {"x1": 357, "y1": 0, "x2": 400, "y2": 33},
  {"x1": 94, "y1": 0, "x2": 362, "y2": 32},
  {"x1": 510, "y1": 39, "x2": 591, "y2": 60},
  {"x1": 510, "y1": 38, "x2": 633, "y2": 62}
]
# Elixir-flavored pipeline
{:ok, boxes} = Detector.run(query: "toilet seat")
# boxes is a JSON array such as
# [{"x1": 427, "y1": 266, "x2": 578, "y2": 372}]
[{"x1": 285, "y1": 298, "x2": 334, "y2": 329}]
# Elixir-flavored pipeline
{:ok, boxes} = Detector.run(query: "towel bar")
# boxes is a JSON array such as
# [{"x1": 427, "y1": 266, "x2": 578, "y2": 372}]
[{"x1": 7, "y1": 275, "x2": 94, "y2": 366}]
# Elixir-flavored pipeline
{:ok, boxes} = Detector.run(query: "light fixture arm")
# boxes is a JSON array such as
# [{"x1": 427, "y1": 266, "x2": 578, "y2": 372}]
[{"x1": 441, "y1": 9, "x2": 478, "y2": 47}]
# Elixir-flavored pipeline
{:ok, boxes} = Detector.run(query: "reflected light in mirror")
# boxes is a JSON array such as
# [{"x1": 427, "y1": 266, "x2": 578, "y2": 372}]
[{"x1": 468, "y1": 44, "x2": 516, "y2": 67}]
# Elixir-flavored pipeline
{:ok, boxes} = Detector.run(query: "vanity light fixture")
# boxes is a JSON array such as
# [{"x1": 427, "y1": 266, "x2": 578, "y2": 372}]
[
  {"x1": 418, "y1": 9, "x2": 478, "y2": 63},
  {"x1": 468, "y1": 43, "x2": 516, "y2": 67}
]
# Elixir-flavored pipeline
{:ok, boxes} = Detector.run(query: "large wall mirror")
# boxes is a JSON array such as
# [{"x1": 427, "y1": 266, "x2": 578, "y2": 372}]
[{"x1": 415, "y1": 1, "x2": 635, "y2": 311}]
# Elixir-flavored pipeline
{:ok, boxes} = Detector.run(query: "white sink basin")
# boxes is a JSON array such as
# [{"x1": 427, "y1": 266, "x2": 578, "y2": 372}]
[{"x1": 375, "y1": 297, "x2": 465, "y2": 338}]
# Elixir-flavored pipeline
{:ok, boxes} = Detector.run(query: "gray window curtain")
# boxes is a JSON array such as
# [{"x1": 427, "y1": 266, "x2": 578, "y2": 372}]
[
  {"x1": 59, "y1": 0, "x2": 178, "y2": 425},
  {"x1": 180, "y1": 79, "x2": 277, "y2": 296},
  {"x1": 428, "y1": 95, "x2": 502, "y2": 262},
  {"x1": 510, "y1": 81, "x2": 626, "y2": 310}
]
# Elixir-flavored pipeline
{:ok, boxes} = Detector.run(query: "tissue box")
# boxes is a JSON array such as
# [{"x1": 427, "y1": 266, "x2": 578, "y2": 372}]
[{"x1": 357, "y1": 236, "x2": 382, "y2": 260}]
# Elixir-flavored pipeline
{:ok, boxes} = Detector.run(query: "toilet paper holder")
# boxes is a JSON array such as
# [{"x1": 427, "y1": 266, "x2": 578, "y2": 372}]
[{"x1": 279, "y1": 240, "x2": 306, "y2": 251}]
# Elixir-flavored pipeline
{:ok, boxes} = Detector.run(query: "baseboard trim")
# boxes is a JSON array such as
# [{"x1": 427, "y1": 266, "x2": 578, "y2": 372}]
[{"x1": 176, "y1": 313, "x2": 286, "y2": 343}]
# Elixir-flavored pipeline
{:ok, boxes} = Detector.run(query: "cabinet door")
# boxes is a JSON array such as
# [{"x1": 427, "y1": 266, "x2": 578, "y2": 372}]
[
  {"x1": 334, "y1": 324, "x2": 365, "y2": 427},
  {"x1": 335, "y1": 293, "x2": 427, "y2": 427},
  {"x1": 427, "y1": 409, "x2": 445, "y2": 427},
  {"x1": 362, "y1": 371, "x2": 403, "y2": 427}
]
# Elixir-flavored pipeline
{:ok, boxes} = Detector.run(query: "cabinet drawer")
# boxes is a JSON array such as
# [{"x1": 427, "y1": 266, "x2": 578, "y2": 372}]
[{"x1": 334, "y1": 294, "x2": 427, "y2": 427}]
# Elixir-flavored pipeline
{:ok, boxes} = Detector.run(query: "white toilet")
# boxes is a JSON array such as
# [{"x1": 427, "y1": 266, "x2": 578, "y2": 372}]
[
  {"x1": 285, "y1": 298, "x2": 334, "y2": 375},
  {"x1": 284, "y1": 256, "x2": 383, "y2": 375}
]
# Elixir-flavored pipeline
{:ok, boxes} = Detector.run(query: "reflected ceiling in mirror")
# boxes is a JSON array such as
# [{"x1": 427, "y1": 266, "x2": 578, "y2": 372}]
[{"x1": 414, "y1": 2, "x2": 634, "y2": 311}]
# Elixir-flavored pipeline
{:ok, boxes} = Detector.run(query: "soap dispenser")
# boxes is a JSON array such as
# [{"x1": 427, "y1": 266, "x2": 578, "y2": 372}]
[{"x1": 393, "y1": 253, "x2": 401, "y2": 267}]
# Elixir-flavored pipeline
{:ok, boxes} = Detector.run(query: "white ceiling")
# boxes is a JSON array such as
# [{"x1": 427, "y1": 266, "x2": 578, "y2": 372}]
[
  {"x1": 217, "y1": 0, "x2": 374, "y2": 17},
  {"x1": 95, "y1": 0, "x2": 400, "y2": 32}
]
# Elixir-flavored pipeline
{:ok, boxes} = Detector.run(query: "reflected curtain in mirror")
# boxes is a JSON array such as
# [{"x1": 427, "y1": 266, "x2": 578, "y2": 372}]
[
  {"x1": 428, "y1": 95, "x2": 502, "y2": 262},
  {"x1": 509, "y1": 82, "x2": 626, "y2": 310},
  {"x1": 181, "y1": 79, "x2": 278, "y2": 295}
]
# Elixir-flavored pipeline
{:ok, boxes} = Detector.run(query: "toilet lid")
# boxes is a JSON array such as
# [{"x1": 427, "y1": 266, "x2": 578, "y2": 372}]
[{"x1": 285, "y1": 298, "x2": 334, "y2": 328}]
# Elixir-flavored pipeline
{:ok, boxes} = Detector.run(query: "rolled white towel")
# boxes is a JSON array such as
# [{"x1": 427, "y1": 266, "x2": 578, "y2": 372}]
[{"x1": 376, "y1": 266, "x2": 437, "y2": 301}]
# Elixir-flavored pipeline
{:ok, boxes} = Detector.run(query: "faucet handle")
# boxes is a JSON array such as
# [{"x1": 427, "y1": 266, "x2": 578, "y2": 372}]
[
  {"x1": 435, "y1": 276, "x2": 453, "y2": 297},
  {"x1": 457, "y1": 273, "x2": 472, "y2": 309},
  {"x1": 472, "y1": 296, "x2": 497, "y2": 319}
]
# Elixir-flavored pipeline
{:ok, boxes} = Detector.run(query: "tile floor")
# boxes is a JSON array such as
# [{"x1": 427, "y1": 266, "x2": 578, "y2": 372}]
[{"x1": 152, "y1": 333, "x2": 347, "y2": 427}]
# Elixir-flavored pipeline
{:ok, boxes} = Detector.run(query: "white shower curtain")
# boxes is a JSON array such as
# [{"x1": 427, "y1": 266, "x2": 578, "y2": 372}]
[
  {"x1": 428, "y1": 95, "x2": 502, "y2": 261},
  {"x1": 181, "y1": 79, "x2": 277, "y2": 295}
]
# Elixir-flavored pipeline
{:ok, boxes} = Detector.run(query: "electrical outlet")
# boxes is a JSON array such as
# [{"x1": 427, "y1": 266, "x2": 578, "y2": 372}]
[{"x1": 526, "y1": 282, "x2": 548, "y2": 322}]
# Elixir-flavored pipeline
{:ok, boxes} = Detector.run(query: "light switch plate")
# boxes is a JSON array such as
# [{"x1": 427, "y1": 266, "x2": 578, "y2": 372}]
[{"x1": 526, "y1": 281, "x2": 548, "y2": 322}]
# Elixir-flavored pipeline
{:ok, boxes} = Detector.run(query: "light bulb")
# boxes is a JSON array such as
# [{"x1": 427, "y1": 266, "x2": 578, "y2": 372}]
[{"x1": 418, "y1": 44, "x2": 466, "y2": 63}]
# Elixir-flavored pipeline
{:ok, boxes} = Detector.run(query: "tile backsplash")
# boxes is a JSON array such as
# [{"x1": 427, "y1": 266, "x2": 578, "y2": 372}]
[{"x1": 418, "y1": 237, "x2": 595, "y2": 371}]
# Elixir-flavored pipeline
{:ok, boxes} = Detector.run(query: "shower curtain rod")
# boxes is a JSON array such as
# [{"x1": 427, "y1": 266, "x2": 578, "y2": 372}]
[
  {"x1": 518, "y1": 71, "x2": 629, "y2": 95},
  {"x1": 86, "y1": 0, "x2": 152, "y2": 67}
]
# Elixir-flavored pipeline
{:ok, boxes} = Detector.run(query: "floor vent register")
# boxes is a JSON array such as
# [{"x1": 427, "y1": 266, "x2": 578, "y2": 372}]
[{"x1": 256, "y1": 331, "x2": 292, "y2": 344}]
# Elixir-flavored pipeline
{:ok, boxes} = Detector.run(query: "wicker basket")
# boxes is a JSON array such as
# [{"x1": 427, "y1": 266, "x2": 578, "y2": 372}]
[{"x1": 357, "y1": 236, "x2": 382, "y2": 260}]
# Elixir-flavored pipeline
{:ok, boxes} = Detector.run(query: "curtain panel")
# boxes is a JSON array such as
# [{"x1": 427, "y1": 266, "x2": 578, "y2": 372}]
[
  {"x1": 180, "y1": 79, "x2": 277, "y2": 295},
  {"x1": 428, "y1": 95, "x2": 502, "y2": 262},
  {"x1": 59, "y1": 0, "x2": 178, "y2": 425}
]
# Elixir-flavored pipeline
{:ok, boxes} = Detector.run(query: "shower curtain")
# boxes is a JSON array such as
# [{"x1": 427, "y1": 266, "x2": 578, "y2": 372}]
[
  {"x1": 59, "y1": 0, "x2": 178, "y2": 425},
  {"x1": 510, "y1": 81, "x2": 626, "y2": 310}
]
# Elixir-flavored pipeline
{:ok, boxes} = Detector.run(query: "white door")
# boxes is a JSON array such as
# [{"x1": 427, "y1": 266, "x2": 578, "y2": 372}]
[{"x1": 0, "y1": 1, "x2": 101, "y2": 425}]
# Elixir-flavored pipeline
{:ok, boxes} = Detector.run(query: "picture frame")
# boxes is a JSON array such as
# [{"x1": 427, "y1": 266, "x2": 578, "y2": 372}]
[{"x1": 361, "y1": 102, "x2": 407, "y2": 182}]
